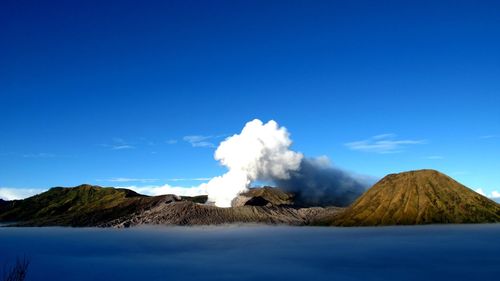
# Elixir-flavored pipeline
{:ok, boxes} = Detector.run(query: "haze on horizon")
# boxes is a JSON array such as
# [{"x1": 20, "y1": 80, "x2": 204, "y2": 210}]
[{"x1": 0, "y1": 1, "x2": 499, "y2": 201}]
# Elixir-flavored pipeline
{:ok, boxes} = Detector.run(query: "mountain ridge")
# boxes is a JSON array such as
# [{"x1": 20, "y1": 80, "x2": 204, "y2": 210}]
[
  {"x1": 1, "y1": 170, "x2": 499, "y2": 227},
  {"x1": 0, "y1": 184, "x2": 190, "y2": 226}
]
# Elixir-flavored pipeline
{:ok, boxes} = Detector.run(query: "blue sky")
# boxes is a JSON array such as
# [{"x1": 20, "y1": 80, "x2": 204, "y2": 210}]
[{"x1": 1, "y1": 0, "x2": 499, "y2": 199}]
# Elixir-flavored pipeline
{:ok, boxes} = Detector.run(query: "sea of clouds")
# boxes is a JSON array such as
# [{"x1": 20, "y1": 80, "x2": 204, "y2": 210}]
[{"x1": 1, "y1": 225, "x2": 500, "y2": 281}]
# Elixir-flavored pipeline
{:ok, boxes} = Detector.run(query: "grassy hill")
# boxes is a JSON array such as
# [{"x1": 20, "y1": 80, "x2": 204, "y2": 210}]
[
  {"x1": 333, "y1": 169, "x2": 500, "y2": 226},
  {"x1": 0, "y1": 184, "x2": 206, "y2": 226}
]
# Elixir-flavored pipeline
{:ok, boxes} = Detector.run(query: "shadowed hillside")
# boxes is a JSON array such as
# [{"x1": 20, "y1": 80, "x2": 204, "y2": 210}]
[
  {"x1": 0, "y1": 184, "x2": 207, "y2": 226},
  {"x1": 231, "y1": 186, "x2": 295, "y2": 207},
  {"x1": 334, "y1": 170, "x2": 500, "y2": 226},
  {"x1": 0, "y1": 199, "x2": 9, "y2": 211}
]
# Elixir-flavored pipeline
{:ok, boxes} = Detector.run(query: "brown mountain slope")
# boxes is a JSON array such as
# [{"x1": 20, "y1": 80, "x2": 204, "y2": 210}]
[
  {"x1": 99, "y1": 201, "x2": 343, "y2": 227},
  {"x1": 231, "y1": 186, "x2": 295, "y2": 207},
  {"x1": 333, "y1": 169, "x2": 500, "y2": 226}
]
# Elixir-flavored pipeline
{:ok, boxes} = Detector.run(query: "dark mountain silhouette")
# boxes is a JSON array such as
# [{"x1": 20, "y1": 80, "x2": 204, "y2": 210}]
[
  {"x1": 0, "y1": 198, "x2": 10, "y2": 214},
  {"x1": 333, "y1": 169, "x2": 500, "y2": 226}
]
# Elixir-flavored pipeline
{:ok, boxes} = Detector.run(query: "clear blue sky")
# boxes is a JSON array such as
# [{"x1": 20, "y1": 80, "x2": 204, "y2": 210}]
[{"x1": 1, "y1": 0, "x2": 499, "y2": 197}]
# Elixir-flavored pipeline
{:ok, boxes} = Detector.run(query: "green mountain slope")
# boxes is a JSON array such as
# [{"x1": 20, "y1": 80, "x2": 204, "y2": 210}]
[{"x1": 0, "y1": 184, "x2": 206, "y2": 226}]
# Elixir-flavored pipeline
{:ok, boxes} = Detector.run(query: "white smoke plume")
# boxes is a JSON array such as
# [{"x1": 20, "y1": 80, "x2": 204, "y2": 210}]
[
  {"x1": 120, "y1": 119, "x2": 368, "y2": 207},
  {"x1": 201, "y1": 119, "x2": 303, "y2": 207},
  {"x1": 1, "y1": 119, "x2": 370, "y2": 208}
]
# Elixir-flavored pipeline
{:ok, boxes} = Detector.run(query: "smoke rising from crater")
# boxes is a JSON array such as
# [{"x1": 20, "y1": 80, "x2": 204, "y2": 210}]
[
  {"x1": 274, "y1": 157, "x2": 371, "y2": 207},
  {"x1": 202, "y1": 119, "x2": 303, "y2": 207},
  {"x1": 203, "y1": 119, "x2": 371, "y2": 207}
]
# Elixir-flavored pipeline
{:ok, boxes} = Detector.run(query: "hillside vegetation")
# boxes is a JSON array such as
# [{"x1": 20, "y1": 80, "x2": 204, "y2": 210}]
[
  {"x1": 333, "y1": 170, "x2": 500, "y2": 226},
  {"x1": 0, "y1": 184, "x2": 206, "y2": 226}
]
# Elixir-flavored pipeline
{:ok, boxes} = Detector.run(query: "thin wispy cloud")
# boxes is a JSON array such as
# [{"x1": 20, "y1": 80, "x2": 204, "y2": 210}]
[
  {"x1": 345, "y1": 133, "x2": 427, "y2": 154},
  {"x1": 119, "y1": 184, "x2": 208, "y2": 197},
  {"x1": 166, "y1": 177, "x2": 212, "y2": 182},
  {"x1": 0, "y1": 187, "x2": 46, "y2": 200},
  {"x1": 479, "y1": 135, "x2": 498, "y2": 139},
  {"x1": 22, "y1": 153, "x2": 56, "y2": 158},
  {"x1": 112, "y1": 145, "x2": 134, "y2": 150},
  {"x1": 475, "y1": 188, "x2": 500, "y2": 200},
  {"x1": 165, "y1": 139, "x2": 178, "y2": 145},
  {"x1": 97, "y1": 177, "x2": 211, "y2": 183},
  {"x1": 183, "y1": 135, "x2": 217, "y2": 148},
  {"x1": 1, "y1": 152, "x2": 71, "y2": 159},
  {"x1": 97, "y1": 178, "x2": 159, "y2": 183},
  {"x1": 101, "y1": 138, "x2": 135, "y2": 150},
  {"x1": 183, "y1": 134, "x2": 228, "y2": 148},
  {"x1": 425, "y1": 155, "x2": 444, "y2": 160}
]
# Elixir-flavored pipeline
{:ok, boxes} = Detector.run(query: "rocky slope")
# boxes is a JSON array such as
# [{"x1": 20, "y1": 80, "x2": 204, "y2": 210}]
[
  {"x1": 100, "y1": 201, "x2": 342, "y2": 227},
  {"x1": 0, "y1": 185, "x2": 341, "y2": 227},
  {"x1": 231, "y1": 186, "x2": 295, "y2": 207},
  {"x1": 333, "y1": 169, "x2": 500, "y2": 226},
  {"x1": 102, "y1": 186, "x2": 341, "y2": 227}
]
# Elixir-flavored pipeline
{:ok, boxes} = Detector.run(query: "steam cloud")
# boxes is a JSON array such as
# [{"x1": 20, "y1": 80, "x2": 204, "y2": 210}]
[
  {"x1": 202, "y1": 119, "x2": 303, "y2": 207},
  {"x1": 274, "y1": 157, "x2": 371, "y2": 207},
  {"x1": 203, "y1": 119, "x2": 370, "y2": 207},
  {"x1": 2, "y1": 119, "x2": 370, "y2": 206}
]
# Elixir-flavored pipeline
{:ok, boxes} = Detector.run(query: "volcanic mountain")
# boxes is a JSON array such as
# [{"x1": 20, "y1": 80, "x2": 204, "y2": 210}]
[
  {"x1": 1, "y1": 170, "x2": 499, "y2": 227},
  {"x1": 231, "y1": 186, "x2": 295, "y2": 207},
  {"x1": 333, "y1": 169, "x2": 500, "y2": 226},
  {"x1": 0, "y1": 184, "x2": 340, "y2": 227}
]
